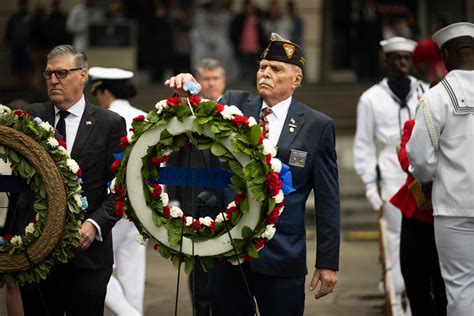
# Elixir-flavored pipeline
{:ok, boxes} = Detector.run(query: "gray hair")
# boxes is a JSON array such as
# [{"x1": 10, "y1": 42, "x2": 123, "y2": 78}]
[
  {"x1": 195, "y1": 58, "x2": 226, "y2": 77},
  {"x1": 47, "y1": 45, "x2": 89, "y2": 70}
]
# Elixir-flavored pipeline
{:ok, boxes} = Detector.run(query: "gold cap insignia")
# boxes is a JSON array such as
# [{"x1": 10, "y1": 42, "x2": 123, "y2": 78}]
[{"x1": 283, "y1": 43, "x2": 295, "y2": 59}]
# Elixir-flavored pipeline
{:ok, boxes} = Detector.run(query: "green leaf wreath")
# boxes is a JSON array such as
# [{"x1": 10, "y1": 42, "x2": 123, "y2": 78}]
[
  {"x1": 112, "y1": 96, "x2": 286, "y2": 271},
  {"x1": 0, "y1": 105, "x2": 85, "y2": 286}
]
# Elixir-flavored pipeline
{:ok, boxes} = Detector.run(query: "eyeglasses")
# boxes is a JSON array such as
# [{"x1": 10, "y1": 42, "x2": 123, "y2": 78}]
[{"x1": 42, "y1": 68, "x2": 82, "y2": 80}]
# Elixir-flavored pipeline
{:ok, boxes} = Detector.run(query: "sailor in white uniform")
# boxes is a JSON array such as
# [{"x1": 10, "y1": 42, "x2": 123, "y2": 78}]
[
  {"x1": 89, "y1": 67, "x2": 147, "y2": 316},
  {"x1": 353, "y1": 36, "x2": 428, "y2": 313},
  {"x1": 407, "y1": 22, "x2": 474, "y2": 316}
]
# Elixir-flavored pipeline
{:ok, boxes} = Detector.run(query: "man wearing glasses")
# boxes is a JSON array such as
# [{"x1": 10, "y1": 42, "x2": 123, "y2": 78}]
[{"x1": 15, "y1": 45, "x2": 126, "y2": 316}]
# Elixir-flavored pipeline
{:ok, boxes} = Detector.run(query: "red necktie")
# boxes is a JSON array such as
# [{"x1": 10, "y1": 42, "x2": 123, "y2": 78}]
[{"x1": 259, "y1": 107, "x2": 273, "y2": 139}]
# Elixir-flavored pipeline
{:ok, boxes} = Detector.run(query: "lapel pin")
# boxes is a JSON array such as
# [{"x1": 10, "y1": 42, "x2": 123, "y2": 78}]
[
  {"x1": 290, "y1": 118, "x2": 296, "y2": 124},
  {"x1": 289, "y1": 127, "x2": 295, "y2": 133},
  {"x1": 288, "y1": 123, "x2": 297, "y2": 128},
  {"x1": 85, "y1": 121, "x2": 92, "y2": 125}
]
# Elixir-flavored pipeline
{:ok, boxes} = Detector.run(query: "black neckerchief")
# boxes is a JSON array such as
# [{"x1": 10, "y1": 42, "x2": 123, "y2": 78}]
[{"x1": 388, "y1": 77, "x2": 411, "y2": 108}]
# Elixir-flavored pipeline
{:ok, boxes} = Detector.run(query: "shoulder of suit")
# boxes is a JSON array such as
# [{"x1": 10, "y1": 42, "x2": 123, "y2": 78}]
[
  {"x1": 24, "y1": 101, "x2": 51, "y2": 117},
  {"x1": 294, "y1": 99, "x2": 333, "y2": 124}
]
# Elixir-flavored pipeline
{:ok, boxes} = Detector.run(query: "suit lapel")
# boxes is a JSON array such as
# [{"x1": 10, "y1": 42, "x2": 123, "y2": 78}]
[
  {"x1": 276, "y1": 98, "x2": 305, "y2": 157},
  {"x1": 42, "y1": 102, "x2": 56, "y2": 126},
  {"x1": 71, "y1": 102, "x2": 96, "y2": 158},
  {"x1": 241, "y1": 95, "x2": 262, "y2": 121}
]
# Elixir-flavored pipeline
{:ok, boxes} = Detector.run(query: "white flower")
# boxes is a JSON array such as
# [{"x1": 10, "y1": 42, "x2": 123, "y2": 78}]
[
  {"x1": 162, "y1": 148, "x2": 173, "y2": 156},
  {"x1": 73, "y1": 194, "x2": 83, "y2": 208},
  {"x1": 227, "y1": 201, "x2": 236, "y2": 209},
  {"x1": 262, "y1": 224, "x2": 276, "y2": 240},
  {"x1": 0, "y1": 104, "x2": 11, "y2": 116},
  {"x1": 25, "y1": 223, "x2": 35, "y2": 235},
  {"x1": 248, "y1": 117, "x2": 257, "y2": 127},
  {"x1": 274, "y1": 190, "x2": 284, "y2": 203},
  {"x1": 160, "y1": 192, "x2": 169, "y2": 205},
  {"x1": 66, "y1": 158, "x2": 80, "y2": 174},
  {"x1": 229, "y1": 257, "x2": 244, "y2": 266},
  {"x1": 262, "y1": 139, "x2": 277, "y2": 157},
  {"x1": 47, "y1": 137, "x2": 59, "y2": 148},
  {"x1": 11, "y1": 235, "x2": 23, "y2": 246},
  {"x1": 170, "y1": 206, "x2": 183, "y2": 218},
  {"x1": 39, "y1": 121, "x2": 54, "y2": 132},
  {"x1": 215, "y1": 212, "x2": 227, "y2": 223},
  {"x1": 136, "y1": 234, "x2": 147, "y2": 246},
  {"x1": 110, "y1": 178, "x2": 117, "y2": 193},
  {"x1": 220, "y1": 105, "x2": 243, "y2": 120},
  {"x1": 270, "y1": 158, "x2": 282, "y2": 173},
  {"x1": 185, "y1": 216, "x2": 193, "y2": 226},
  {"x1": 58, "y1": 146, "x2": 70, "y2": 157},
  {"x1": 155, "y1": 100, "x2": 168, "y2": 114},
  {"x1": 200, "y1": 216, "x2": 213, "y2": 227}
]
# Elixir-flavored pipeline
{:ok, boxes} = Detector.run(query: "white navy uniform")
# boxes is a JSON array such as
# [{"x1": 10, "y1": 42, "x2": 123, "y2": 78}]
[
  {"x1": 407, "y1": 69, "x2": 474, "y2": 315},
  {"x1": 354, "y1": 75, "x2": 428, "y2": 297},
  {"x1": 89, "y1": 67, "x2": 147, "y2": 316},
  {"x1": 107, "y1": 99, "x2": 147, "y2": 316}
]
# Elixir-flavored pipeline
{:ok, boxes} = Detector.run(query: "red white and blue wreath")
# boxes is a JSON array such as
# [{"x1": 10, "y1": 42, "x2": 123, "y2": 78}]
[{"x1": 111, "y1": 96, "x2": 294, "y2": 271}]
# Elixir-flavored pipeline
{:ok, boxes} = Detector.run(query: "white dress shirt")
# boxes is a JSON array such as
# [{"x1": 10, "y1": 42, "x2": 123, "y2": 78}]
[
  {"x1": 54, "y1": 95, "x2": 86, "y2": 152},
  {"x1": 261, "y1": 96, "x2": 291, "y2": 147},
  {"x1": 108, "y1": 99, "x2": 146, "y2": 134}
]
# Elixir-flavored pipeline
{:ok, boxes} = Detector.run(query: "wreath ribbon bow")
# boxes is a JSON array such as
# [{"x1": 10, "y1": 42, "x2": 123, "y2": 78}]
[{"x1": 279, "y1": 162, "x2": 295, "y2": 195}]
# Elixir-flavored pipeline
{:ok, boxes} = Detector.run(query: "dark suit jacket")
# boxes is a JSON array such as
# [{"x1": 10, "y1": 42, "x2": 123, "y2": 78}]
[
  {"x1": 20, "y1": 100, "x2": 126, "y2": 270},
  {"x1": 221, "y1": 90, "x2": 341, "y2": 277}
]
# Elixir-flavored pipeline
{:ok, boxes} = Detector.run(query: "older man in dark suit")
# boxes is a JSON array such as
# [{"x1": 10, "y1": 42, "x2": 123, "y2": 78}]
[
  {"x1": 165, "y1": 33, "x2": 340, "y2": 316},
  {"x1": 17, "y1": 45, "x2": 126, "y2": 316}
]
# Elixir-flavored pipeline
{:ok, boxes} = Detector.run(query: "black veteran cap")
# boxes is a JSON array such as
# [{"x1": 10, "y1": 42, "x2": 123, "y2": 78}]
[{"x1": 260, "y1": 33, "x2": 305, "y2": 68}]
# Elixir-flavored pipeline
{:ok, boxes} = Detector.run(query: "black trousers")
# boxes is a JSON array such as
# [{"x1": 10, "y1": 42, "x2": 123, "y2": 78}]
[
  {"x1": 20, "y1": 264, "x2": 112, "y2": 316},
  {"x1": 400, "y1": 215, "x2": 447, "y2": 316}
]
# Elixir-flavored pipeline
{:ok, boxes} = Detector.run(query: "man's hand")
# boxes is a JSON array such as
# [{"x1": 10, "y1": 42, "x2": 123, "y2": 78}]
[
  {"x1": 309, "y1": 268, "x2": 338, "y2": 299},
  {"x1": 164, "y1": 73, "x2": 198, "y2": 96},
  {"x1": 78, "y1": 221, "x2": 97, "y2": 251}
]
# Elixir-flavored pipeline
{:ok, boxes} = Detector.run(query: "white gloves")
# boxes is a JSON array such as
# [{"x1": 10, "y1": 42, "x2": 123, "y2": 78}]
[{"x1": 365, "y1": 187, "x2": 383, "y2": 211}]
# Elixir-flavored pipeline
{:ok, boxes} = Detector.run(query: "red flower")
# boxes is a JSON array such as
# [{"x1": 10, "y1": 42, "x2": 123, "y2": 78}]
[
  {"x1": 192, "y1": 219, "x2": 202, "y2": 231},
  {"x1": 265, "y1": 154, "x2": 272, "y2": 165},
  {"x1": 258, "y1": 134, "x2": 265, "y2": 144},
  {"x1": 266, "y1": 172, "x2": 282, "y2": 196},
  {"x1": 162, "y1": 205, "x2": 171, "y2": 219},
  {"x1": 153, "y1": 244, "x2": 159, "y2": 251},
  {"x1": 189, "y1": 95, "x2": 201, "y2": 107},
  {"x1": 151, "y1": 156, "x2": 168, "y2": 165},
  {"x1": 255, "y1": 238, "x2": 267, "y2": 250},
  {"x1": 234, "y1": 193, "x2": 245, "y2": 205},
  {"x1": 129, "y1": 128, "x2": 134, "y2": 133},
  {"x1": 119, "y1": 136, "x2": 129, "y2": 148},
  {"x1": 133, "y1": 115, "x2": 145, "y2": 122},
  {"x1": 58, "y1": 139, "x2": 67, "y2": 149},
  {"x1": 114, "y1": 185, "x2": 125, "y2": 197},
  {"x1": 3, "y1": 234, "x2": 13, "y2": 241},
  {"x1": 209, "y1": 221, "x2": 216, "y2": 233},
  {"x1": 214, "y1": 103, "x2": 224, "y2": 114},
  {"x1": 244, "y1": 255, "x2": 252, "y2": 262},
  {"x1": 115, "y1": 200, "x2": 125, "y2": 217},
  {"x1": 267, "y1": 205, "x2": 282, "y2": 224},
  {"x1": 151, "y1": 184, "x2": 162, "y2": 199},
  {"x1": 166, "y1": 96, "x2": 182, "y2": 106},
  {"x1": 76, "y1": 168, "x2": 83, "y2": 177},
  {"x1": 14, "y1": 110, "x2": 29, "y2": 117},
  {"x1": 231, "y1": 115, "x2": 249, "y2": 127},
  {"x1": 111, "y1": 160, "x2": 121, "y2": 174}
]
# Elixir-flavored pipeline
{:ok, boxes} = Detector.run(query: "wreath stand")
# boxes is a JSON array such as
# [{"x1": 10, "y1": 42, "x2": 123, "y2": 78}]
[{"x1": 167, "y1": 148, "x2": 257, "y2": 316}]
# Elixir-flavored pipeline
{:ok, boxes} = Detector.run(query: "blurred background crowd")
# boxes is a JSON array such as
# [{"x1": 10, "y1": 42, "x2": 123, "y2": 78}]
[{"x1": 0, "y1": 0, "x2": 472, "y2": 106}]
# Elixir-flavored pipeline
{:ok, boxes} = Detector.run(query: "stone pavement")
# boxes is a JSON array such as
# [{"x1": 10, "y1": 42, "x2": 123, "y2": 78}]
[{"x1": 120, "y1": 231, "x2": 385, "y2": 316}]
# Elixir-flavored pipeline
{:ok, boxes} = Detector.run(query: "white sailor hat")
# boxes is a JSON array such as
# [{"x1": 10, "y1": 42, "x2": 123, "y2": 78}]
[
  {"x1": 432, "y1": 22, "x2": 474, "y2": 48},
  {"x1": 380, "y1": 37, "x2": 417, "y2": 53},
  {"x1": 88, "y1": 67, "x2": 134, "y2": 80},
  {"x1": 89, "y1": 67, "x2": 134, "y2": 94}
]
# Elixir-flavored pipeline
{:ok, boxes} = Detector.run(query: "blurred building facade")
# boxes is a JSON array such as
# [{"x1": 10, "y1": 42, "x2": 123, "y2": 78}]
[{"x1": 0, "y1": 0, "x2": 473, "y2": 100}]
